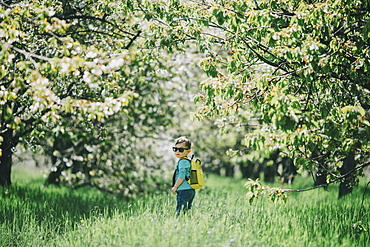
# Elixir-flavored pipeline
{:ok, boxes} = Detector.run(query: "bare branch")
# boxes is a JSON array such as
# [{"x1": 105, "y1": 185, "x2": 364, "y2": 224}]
[{"x1": 10, "y1": 44, "x2": 52, "y2": 62}]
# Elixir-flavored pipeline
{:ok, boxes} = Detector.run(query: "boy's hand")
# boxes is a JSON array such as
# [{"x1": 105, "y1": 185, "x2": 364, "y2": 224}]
[{"x1": 171, "y1": 187, "x2": 177, "y2": 194}]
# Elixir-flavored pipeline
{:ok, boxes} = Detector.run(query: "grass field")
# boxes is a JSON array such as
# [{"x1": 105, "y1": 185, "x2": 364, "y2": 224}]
[{"x1": 1, "y1": 166, "x2": 369, "y2": 246}]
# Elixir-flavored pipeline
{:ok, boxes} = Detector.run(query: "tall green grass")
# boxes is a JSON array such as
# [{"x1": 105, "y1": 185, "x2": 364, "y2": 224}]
[{"x1": 1, "y1": 167, "x2": 369, "y2": 246}]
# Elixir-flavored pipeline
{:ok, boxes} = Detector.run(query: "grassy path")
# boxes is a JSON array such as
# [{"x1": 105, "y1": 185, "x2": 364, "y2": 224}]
[{"x1": 1, "y1": 168, "x2": 369, "y2": 246}]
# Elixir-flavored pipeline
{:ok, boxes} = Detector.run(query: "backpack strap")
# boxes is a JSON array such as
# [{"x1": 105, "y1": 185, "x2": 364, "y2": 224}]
[
  {"x1": 172, "y1": 167, "x2": 177, "y2": 187},
  {"x1": 172, "y1": 158, "x2": 190, "y2": 187}
]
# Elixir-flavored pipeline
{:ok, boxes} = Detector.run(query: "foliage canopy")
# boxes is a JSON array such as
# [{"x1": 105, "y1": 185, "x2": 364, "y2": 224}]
[
  {"x1": 146, "y1": 0, "x2": 370, "y2": 197},
  {"x1": 1, "y1": 0, "x2": 369, "y2": 199},
  {"x1": 0, "y1": 0, "x2": 181, "y2": 195}
]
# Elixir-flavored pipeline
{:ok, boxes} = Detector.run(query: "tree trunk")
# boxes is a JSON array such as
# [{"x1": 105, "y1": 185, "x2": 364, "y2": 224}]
[
  {"x1": 338, "y1": 151, "x2": 355, "y2": 199},
  {"x1": 212, "y1": 167, "x2": 222, "y2": 176},
  {"x1": 0, "y1": 130, "x2": 15, "y2": 186},
  {"x1": 240, "y1": 161, "x2": 260, "y2": 180},
  {"x1": 43, "y1": 139, "x2": 68, "y2": 186},
  {"x1": 263, "y1": 150, "x2": 280, "y2": 183},
  {"x1": 277, "y1": 157, "x2": 297, "y2": 184},
  {"x1": 264, "y1": 165, "x2": 276, "y2": 183},
  {"x1": 0, "y1": 149, "x2": 12, "y2": 186},
  {"x1": 314, "y1": 171, "x2": 328, "y2": 188},
  {"x1": 311, "y1": 147, "x2": 328, "y2": 190},
  {"x1": 44, "y1": 168, "x2": 63, "y2": 186},
  {"x1": 224, "y1": 163, "x2": 235, "y2": 177}
]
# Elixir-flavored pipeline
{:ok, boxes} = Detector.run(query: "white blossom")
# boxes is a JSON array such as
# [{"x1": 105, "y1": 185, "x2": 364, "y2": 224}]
[
  {"x1": 107, "y1": 58, "x2": 124, "y2": 70},
  {"x1": 48, "y1": 10, "x2": 56, "y2": 16},
  {"x1": 91, "y1": 67, "x2": 102, "y2": 76},
  {"x1": 83, "y1": 71, "x2": 92, "y2": 83},
  {"x1": 156, "y1": 69, "x2": 169, "y2": 77},
  {"x1": 61, "y1": 62, "x2": 69, "y2": 73},
  {"x1": 7, "y1": 54, "x2": 15, "y2": 63},
  {"x1": 72, "y1": 155, "x2": 84, "y2": 161},
  {"x1": 29, "y1": 102, "x2": 40, "y2": 112},
  {"x1": 86, "y1": 51, "x2": 97, "y2": 58},
  {"x1": 272, "y1": 33, "x2": 280, "y2": 40},
  {"x1": 72, "y1": 46, "x2": 81, "y2": 55},
  {"x1": 309, "y1": 43, "x2": 319, "y2": 50},
  {"x1": 88, "y1": 82, "x2": 99, "y2": 89}
]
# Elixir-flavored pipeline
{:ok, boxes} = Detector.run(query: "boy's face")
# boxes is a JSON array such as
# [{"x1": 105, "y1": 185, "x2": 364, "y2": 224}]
[{"x1": 173, "y1": 142, "x2": 191, "y2": 159}]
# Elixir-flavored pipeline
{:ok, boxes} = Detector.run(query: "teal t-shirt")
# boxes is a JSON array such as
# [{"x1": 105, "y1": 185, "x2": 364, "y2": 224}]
[{"x1": 174, "y1": 158, "x2": 192, "y2": 190}]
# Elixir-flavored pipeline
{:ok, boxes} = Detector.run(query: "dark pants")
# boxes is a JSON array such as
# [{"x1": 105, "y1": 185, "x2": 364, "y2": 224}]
[{"x1": 176, "y1": 189, "x2": 195, "y2": 215}]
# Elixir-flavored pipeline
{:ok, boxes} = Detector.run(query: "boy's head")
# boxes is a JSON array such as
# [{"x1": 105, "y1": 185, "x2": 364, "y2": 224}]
[{"x1": 173, "y1": 136, "x2": 192, "y2": 159}]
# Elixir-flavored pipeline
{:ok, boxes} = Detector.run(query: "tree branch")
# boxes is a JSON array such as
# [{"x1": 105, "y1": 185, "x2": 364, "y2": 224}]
[
  {"x1": 57, "y1": 14, "x2": 136, "y2": 37},
  {"x1": 9, "y1": 43, "x2": 52, "y2": 62},
  {"x1": 282, "y1": 161, "x2": 370, "y2": 193},
  {"x1": 125, "y1": 31, "x2": 142, "y2": 49},
  {"x1": 7, "y1": 42, "x2": 131, "y2": 67},
  {"x1": 240, "y1": 38, "x2": 285, "y2": 70}
]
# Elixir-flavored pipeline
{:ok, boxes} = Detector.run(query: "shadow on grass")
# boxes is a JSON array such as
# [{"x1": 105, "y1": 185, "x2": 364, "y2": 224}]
[{"x1": 0, "y1": 182, "x2": 129, "y2": 234}]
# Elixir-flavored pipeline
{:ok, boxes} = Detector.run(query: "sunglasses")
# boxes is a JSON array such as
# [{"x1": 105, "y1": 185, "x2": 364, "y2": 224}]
[{"x1": 172, "y1": 147, "x2": 190, "y2": 152}]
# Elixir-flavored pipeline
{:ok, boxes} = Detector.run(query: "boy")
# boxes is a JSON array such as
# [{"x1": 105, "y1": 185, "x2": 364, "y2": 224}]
[{"x1": 171, "y1": 136, "x2": 195, "y2": 216}]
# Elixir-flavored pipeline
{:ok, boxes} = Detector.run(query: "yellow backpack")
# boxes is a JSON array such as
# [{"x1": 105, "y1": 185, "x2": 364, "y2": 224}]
[{"x1": 186, "y1": 155, "x2": 204, "y2": 189}]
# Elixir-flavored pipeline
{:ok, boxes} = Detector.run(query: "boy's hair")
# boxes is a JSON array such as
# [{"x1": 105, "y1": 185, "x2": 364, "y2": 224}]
[{"x1": 175, "y1": 136, "x2": 192, "y2": 149}]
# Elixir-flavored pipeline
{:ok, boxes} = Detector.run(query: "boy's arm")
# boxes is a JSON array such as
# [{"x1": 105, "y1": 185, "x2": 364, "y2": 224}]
[
  {"x1": 171, "y1": 159, "x2": 190, "y2": 194},
  {"x1": 171, "y1": 178, "x2": 184, "y2": 194}
]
